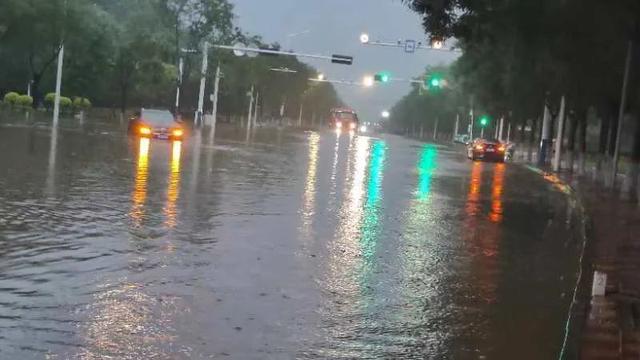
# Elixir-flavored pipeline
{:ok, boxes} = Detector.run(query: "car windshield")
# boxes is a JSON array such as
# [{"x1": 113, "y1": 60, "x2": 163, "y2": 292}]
[{"x1": 141, "y1": 109, "x2": 176, "y2": 126}]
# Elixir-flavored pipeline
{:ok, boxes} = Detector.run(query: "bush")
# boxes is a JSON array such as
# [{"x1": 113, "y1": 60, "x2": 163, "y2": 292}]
[
  {"x1": 44, "y1": 93, "x2": 72, "y2": 110},
  {"x1": 44, "y1": 93, "x2": 56, "y2": 108},
  {"x1": 59, "y1": 96, "x2": 72, "y2": 109},
  {"x1": 73, "y1": 97, "x2": 92, "y2": 110},
  {"x1": 16, "y1": 95, "x2": 33, "y2": 107},
  {"x1": 3, "y1": 92, "x2": 20, "y2": 106}
]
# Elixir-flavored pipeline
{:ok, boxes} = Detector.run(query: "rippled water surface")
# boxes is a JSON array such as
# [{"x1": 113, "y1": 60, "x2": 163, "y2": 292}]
[{"x1": 0, "y1": 121, "x2": 582, "y2": 359}]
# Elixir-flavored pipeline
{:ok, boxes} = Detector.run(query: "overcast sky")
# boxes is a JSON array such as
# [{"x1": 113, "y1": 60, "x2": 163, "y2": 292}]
[{"x1": 229, "y1": 0, "x2": 459, "y2": 122}]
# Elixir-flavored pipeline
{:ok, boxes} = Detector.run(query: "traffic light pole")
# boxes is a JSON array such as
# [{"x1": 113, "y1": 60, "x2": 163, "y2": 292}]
[
  {"x1": 209, "y1": 63, "x2": 221, "y2": 143},
  {"x1": 195, "y1": 42, "x2": 209, "y2": 128}
]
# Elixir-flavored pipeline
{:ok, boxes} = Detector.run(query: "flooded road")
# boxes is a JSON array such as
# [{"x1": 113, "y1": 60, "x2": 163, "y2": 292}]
[{"x1": 0, "y1": 121, "x2": 582, "y2": 359}]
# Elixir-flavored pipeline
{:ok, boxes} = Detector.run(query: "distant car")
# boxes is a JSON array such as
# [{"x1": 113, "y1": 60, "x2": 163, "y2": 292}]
[
  {"x1": 128, "y1": 109, "x2": 184, "y2": 140},
  {"x1": 454, "y1": 134, "x2": 470, "y2": 144},
  {"x1": 467, "y1": 138, "x2": 506, "y2": 162},
  {"x1": 329, "y1": 108, "x2": 359, "y2": 132}
]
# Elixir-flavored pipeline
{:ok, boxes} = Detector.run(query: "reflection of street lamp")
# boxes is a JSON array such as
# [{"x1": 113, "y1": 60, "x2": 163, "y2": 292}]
[
  {"x1": 381, "y1": 110, "x2": 390, "y2": 118},
  {"x1": 360, "y1": 33, "x2": 370, "y2": 44},
  {"x1": 363, "y1": 75, "x2": 375, "y2": 87}
]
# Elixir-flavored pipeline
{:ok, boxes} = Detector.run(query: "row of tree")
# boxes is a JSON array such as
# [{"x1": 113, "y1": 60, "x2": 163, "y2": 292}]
[
  {"x1": 0, "y1": 0, "x2": 342, "y2": 121},
  {"x1": 391, "y1": 0, "x2": 640, "y2": 183}
]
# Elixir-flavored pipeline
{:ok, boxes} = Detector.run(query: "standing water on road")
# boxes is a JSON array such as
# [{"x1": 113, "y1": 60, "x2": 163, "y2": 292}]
[{"x1": 0, "y1": 122, "x2": 582, "y2": 359}]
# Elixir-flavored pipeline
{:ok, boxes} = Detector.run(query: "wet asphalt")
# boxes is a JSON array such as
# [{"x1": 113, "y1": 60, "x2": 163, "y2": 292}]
[{"x1": 0, "y1": 120, "x2": 583, "y2": 359}]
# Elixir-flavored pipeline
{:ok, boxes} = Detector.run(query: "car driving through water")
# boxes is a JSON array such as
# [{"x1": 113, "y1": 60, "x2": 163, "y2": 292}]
[{"x1": 128, "y1": 108, "x2": 184, "y2": 140}]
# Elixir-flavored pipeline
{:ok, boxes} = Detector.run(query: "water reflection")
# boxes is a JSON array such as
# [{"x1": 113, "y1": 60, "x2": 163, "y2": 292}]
[
  {"x1": 78, "y1": 281, "x2": 175, "y2": 359},
  {"x1": 301, "y1": 133, "x2": 320, "y2": 232},
  {"x1": 46, "y1": 126, "x2": 59, "y2": 195},
  {"x1": 358, "y1": 140, "x2": 387, "y2": 274},
  {"x1": 329, "y1": 131, "x2": 341, "y2": 196},
  {"x1": 417, "y1": 145, "x2": 438, "y2": 201},
  {"x1": 465, "y1": 161, "x2": 483, "y2": 217},
  {"x1": 396, "y1": 145, "x2": 441, "y2": 351},
  {"x1": 131, "y1": 138, "x2": 150, "y2": 227},
  {"x1": 164, "y1": 141, "x2": 182, "y2": 228},
  {"x1": 463, "y1": 162, "x2": 502, "y2": 304},
  {"x1": 489, "y1": 163, "x2": 505, "y2": 223}
]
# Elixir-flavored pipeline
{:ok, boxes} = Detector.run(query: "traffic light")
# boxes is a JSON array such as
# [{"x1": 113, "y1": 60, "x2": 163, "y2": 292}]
[
  {"x1": 331, "y1": 54, "x2": 353, "y2": 65},
  {"x1": 426, "y1": 73, "x2": 443, "y2": 90},
  {"x1": 479, "y1": 115, "x2": 490, "y2": 127},
  {"x1": 374, "y1": 72, "x2": 391, "y2": 83}
]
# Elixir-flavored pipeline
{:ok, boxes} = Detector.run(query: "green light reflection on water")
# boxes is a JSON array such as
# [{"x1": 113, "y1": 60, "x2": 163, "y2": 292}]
[{"x1": 417, "y1": 145, "x2": 438, "y2": 201}]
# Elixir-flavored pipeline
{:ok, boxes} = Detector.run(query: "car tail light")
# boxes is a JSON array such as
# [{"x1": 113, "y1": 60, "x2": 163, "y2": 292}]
[
  {"x1": 172, "y1": 129, "x2": 184, "y2": 137},
  {"x1": 139, "y1": 126, "x2": 152, "y2": 135},
  {"x1": 498, "y1": 145, "x2": 506, "y2": 152},
  {"x1": 350, "y1": 122, "x2": 356, "y2": 130},
  {"x1": 475, "y1": 144, "x2": 484, "y2": 151}
]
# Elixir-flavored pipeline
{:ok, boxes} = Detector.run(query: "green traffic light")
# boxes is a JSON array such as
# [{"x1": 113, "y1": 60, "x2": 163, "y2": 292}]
[
  {"x1": 479, "y1": 115, "x2": 490, "y2": 127},
  {"x1": 380, "y1": 72, "x2": 390, "y2": 83},
  {"x1": 426, "y1": 73, "x2": 443, "y2": 89}
]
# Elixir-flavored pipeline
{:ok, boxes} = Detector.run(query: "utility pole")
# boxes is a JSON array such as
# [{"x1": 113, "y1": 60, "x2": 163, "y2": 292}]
[
  {"x1": 298, "y1": 102, "x2": 303, "y2": 127},
  {"x1": 253, "y1": 91, "x2": 260, "y2": 127},
  {"x1": 612, "y1": 40, "x2": 633, "y2": 186},
  {"x1": 246, "y1": 85, "x2": 254, "y2": 128},
  {"x1": 209, "y1": 63, "x2": 221, "y2": 143},
  {"x1": 454, "y1": 113, "x2": 460, "y2": 140},
  {"x1": 498, "y1": 116, "x2": 505, "y2": 141},
  {"x1": 433, "y1": 118, "x2": 439, "y2": 140},
  {"x1": 52, "y1": 44, "x2": 65, "y2": 128},
  {"x1": 175, "y1": 57, "x2": 184, "y2": 111},
  {"x1": 553, "y1": 96, "x2": 566, "y2": 172},
  {"x1": 469, "y1": 96, "x2": 474, "y2": 140},
  {"x1": 538, "y1": 101, "x2": 552, "y2": 166},
  {"x1": 195, "y1": 41, "x2": 209, "y2": 128},
  {"x1": 506, "y1": 122, "x2": 512, "y2": 143}
]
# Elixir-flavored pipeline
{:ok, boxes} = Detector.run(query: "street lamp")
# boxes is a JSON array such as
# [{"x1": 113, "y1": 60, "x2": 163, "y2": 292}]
[
  {"x1": 381, "y1": 110, "x2": 390, "y2": 118},
  {"x1": 360, "y1": 33, "x2": 370, "y2": 44},
  {"x1": 317, "y1": 73, "x2": 325, "y2": 81},
  {"x1": 431, "y1": 39, "x2": 444, "y2": 49},
  {"x1": 363, "y1": 75, "x2": 375, "y2": 87}
]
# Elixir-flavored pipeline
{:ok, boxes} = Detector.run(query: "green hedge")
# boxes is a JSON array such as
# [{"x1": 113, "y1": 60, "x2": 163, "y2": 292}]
[
  {"x1": 3, "y1": 92, "x2": 20, "y2": 105},
  {"x1": 73, "y1": 97, "x2": 92, "y2": 110},
  {"x1": 16, "y1": 95, "x2": 33, "y2": 107},
  {"x1": 44, "y1": 93, "x2": 74, "y2": 110}
]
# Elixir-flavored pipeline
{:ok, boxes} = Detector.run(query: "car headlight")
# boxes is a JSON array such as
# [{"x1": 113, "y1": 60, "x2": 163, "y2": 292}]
[
  {"x1": 350, "y1": 122, "x2": 356, "y2": 130},
  {"x1": 336, "y1": 122, "x2": 342, "y2": 128},
  {"x1": 360, "y1": 125, "x2": 367, "y2": 132}
]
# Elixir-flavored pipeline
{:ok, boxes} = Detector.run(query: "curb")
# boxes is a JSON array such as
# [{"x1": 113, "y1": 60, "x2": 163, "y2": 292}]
[{"x1": 520, "y1": 163, "x2": 593, "y2": 360}]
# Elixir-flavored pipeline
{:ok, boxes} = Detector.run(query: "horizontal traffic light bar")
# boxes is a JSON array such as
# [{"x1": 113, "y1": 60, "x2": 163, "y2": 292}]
[{"x1": 213, "y1": 44, "x2": 354, "y2": 65}]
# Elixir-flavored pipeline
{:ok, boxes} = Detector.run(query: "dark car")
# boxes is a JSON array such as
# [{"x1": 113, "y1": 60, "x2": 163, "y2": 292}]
[
  {"x1": 329, "y1": 108, "x2": 359, "y2": 132},
  {"x1": 128, "y1": 108, "x2": 184, "y2": 140},
  {"x1": 467, "y1": 138, "x2": 506, "y2": 162}
]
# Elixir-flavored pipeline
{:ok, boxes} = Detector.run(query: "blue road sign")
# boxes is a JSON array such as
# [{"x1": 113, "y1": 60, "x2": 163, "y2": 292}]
[{"x1": 404, "y1": 40, "x2": 417, "y2": 53}]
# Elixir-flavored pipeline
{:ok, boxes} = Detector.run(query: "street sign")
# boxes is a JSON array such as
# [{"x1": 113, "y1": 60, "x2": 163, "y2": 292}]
[
  {"x1": 331, "y1": 54, "x2": 353, "y2": 65},
  {"x1": 404, "y1": 39, "x2": 416, "y2": 53}
]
